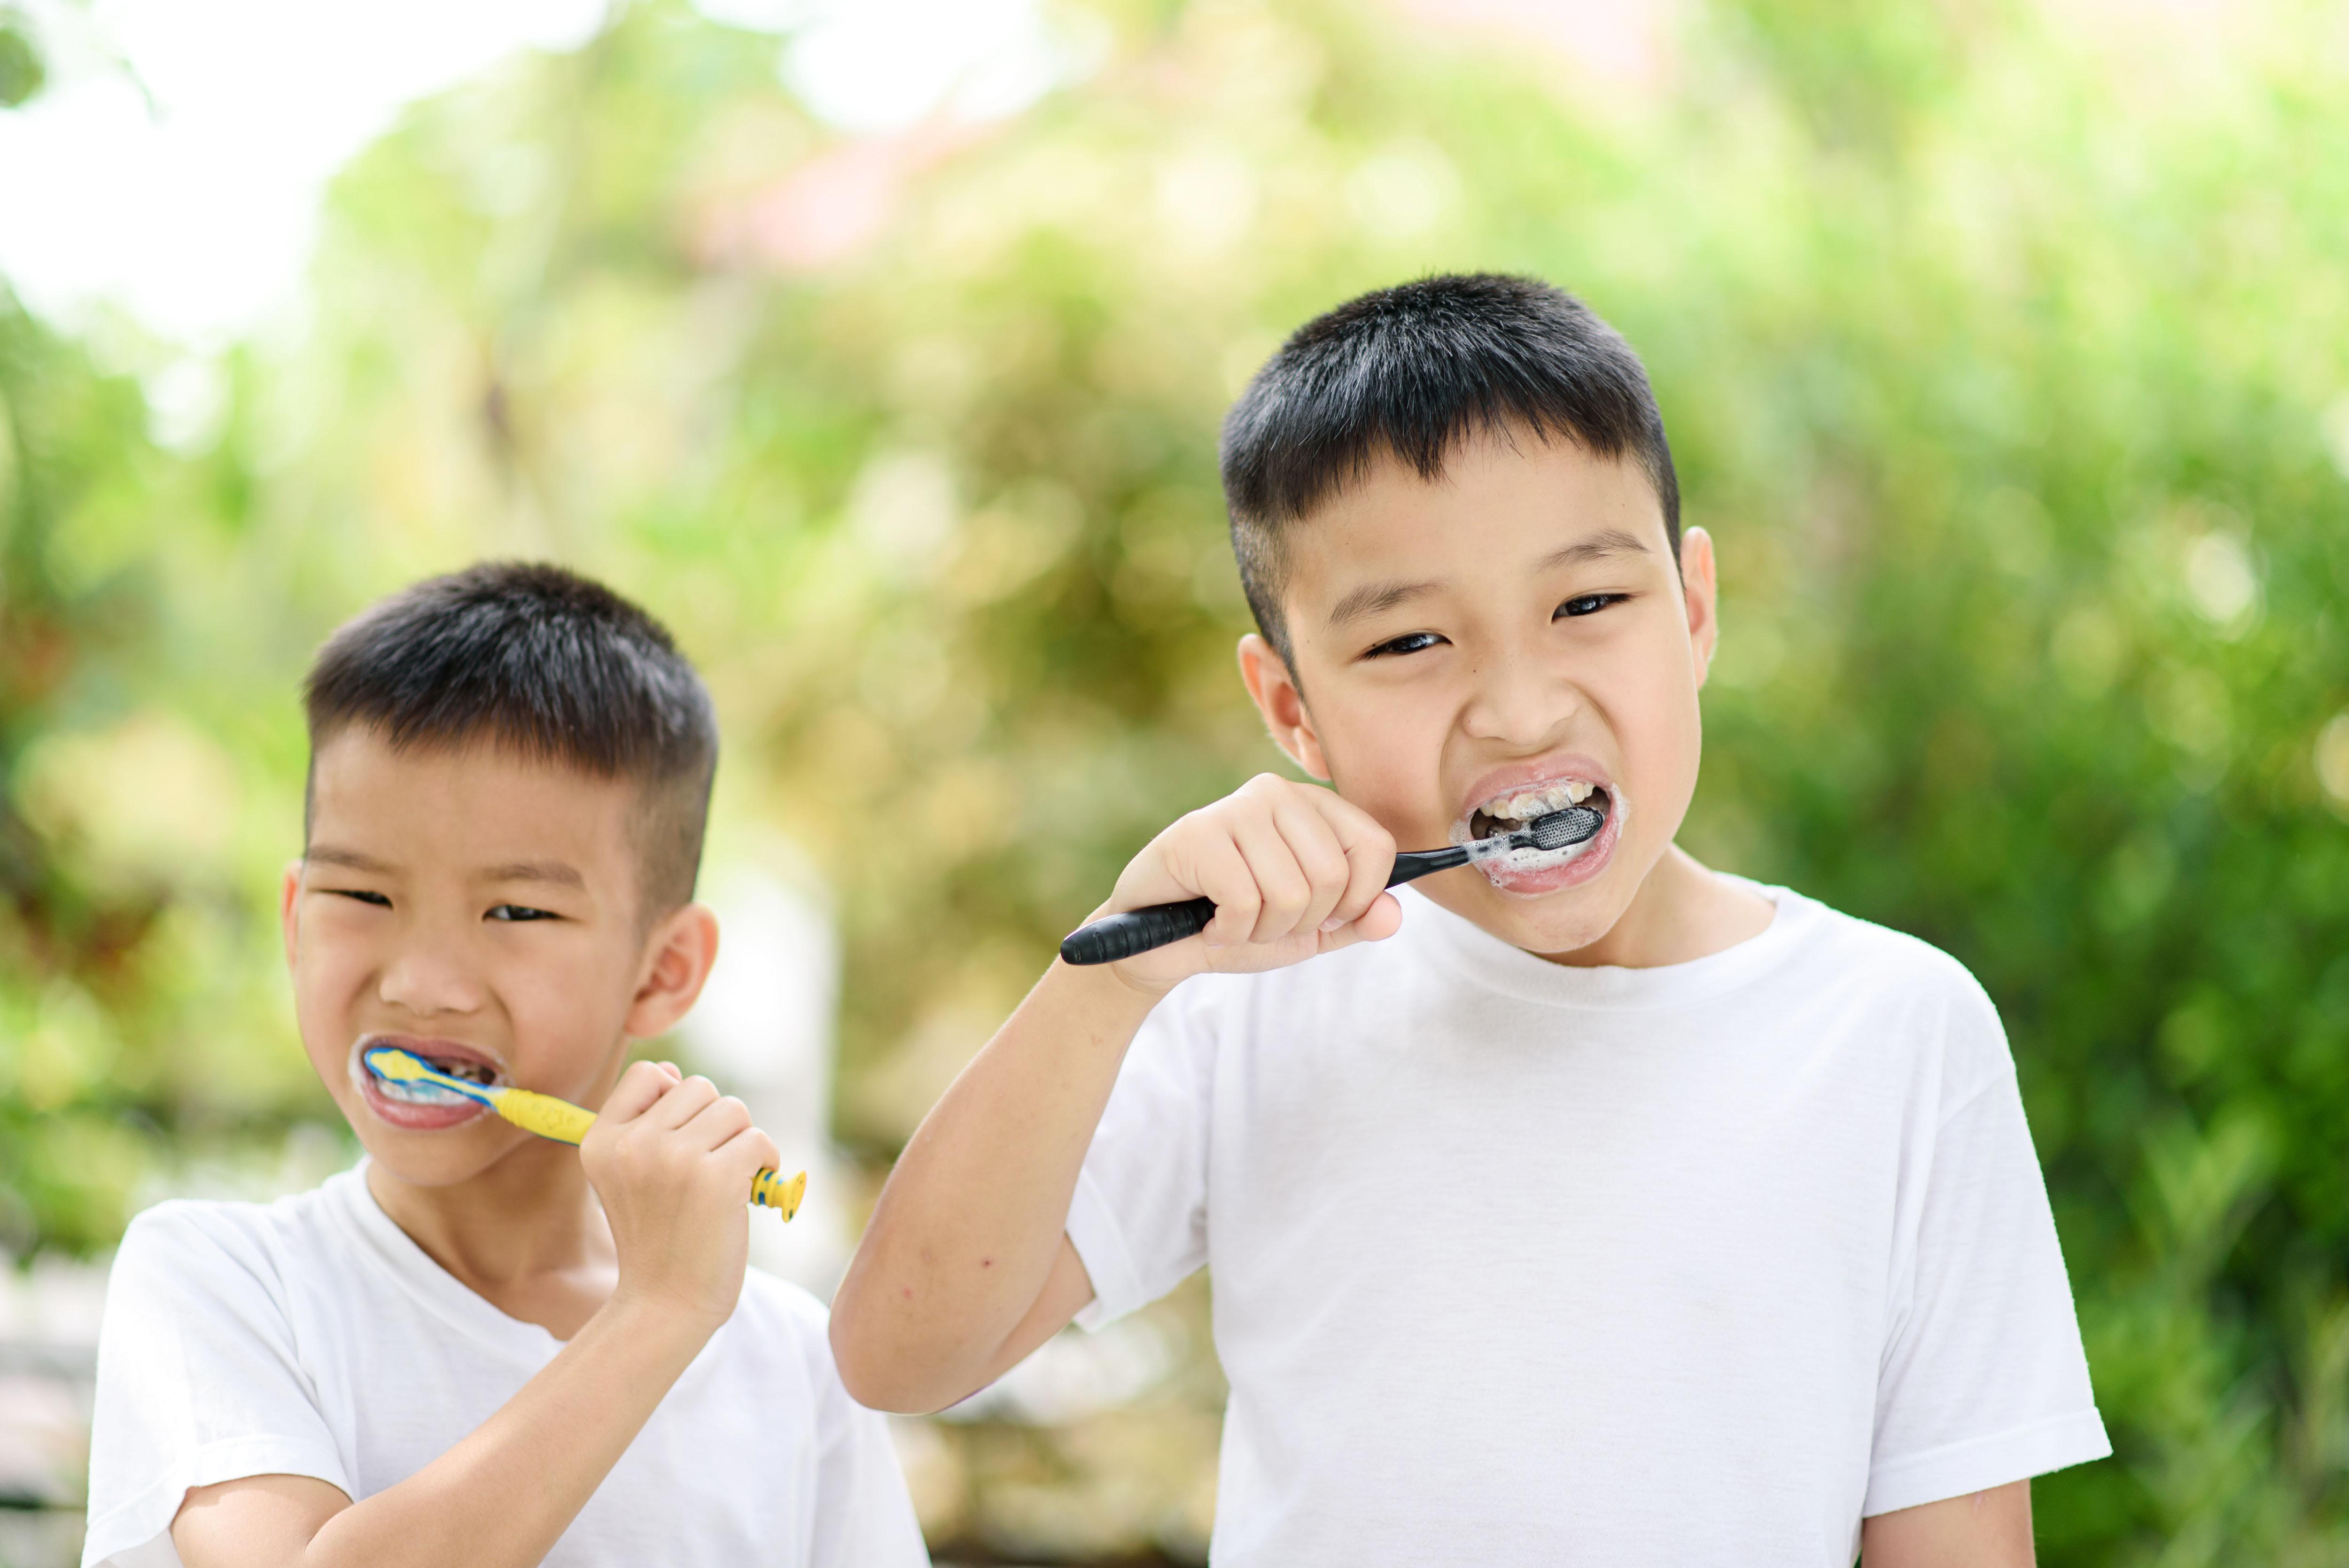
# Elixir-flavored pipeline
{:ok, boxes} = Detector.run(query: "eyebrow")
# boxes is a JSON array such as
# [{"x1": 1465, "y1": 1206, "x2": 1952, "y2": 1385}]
[
  {"x1": 482, "y1": 861, "x2": 587, "y2": 889},
  {"x1": 303, "y1": 846, "x2": 585, "y2": 890},
  {"x1": 1326, "y1": 577, "x2": 1441, "y2": 630},
  {"x1": 305, "y1": 845, "x2": 395, "y2": 874},
  {"x1": 1536, "y1": 528, "x2": 1653, "y2": 570},
  {"x1": 1323, "y1": 528, "x2": 1657, "y2": 631}
]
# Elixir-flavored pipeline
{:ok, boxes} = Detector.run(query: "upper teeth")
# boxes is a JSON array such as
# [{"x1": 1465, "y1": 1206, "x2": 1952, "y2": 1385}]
[{"x1": 1485, "y1": 781, "x2": 1595, "y2": 821}]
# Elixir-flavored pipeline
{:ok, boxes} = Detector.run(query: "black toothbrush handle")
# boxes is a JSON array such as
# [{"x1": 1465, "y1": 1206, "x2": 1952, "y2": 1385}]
[
  {"x1": 1058, "y1": 897, "x2": 1218, "y2": 965},
  {"x1": 1058, "y1": 846, "x2": 1474, "y2": 966}
]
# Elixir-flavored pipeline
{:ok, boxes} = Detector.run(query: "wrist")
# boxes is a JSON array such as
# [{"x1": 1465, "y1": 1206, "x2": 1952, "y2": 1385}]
[
  {"x1": 1049, "y1": 951, "x2": 1179, "y2": 1011},
  {"x1": 593, "y1": 1284, "x2": 729, "y2": 1362}
]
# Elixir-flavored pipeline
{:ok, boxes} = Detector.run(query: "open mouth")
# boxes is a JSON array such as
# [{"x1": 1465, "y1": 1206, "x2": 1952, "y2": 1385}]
[
  {"x1": 348, "y1": 1036, "x2": 506, "y2": 1126},
  {"x1": 1455, "y1": 776, "x2": 1622, "y2": 893},
  {"x1": 1468, "y1": 779, "x2": 1609, "y2": 846}
]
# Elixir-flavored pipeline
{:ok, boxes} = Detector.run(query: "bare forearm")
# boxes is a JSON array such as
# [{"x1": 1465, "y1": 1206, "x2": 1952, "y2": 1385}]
[
  {"x1": 1860, "y1": 1481, "x2": 2033, "y2": 1567},
  {"x1": 833, "y1": 960, "x2": 1159, "y2": 1410},
  {"x1": 300, "y1": 1300, "x2": 707, "y2": 1568}
]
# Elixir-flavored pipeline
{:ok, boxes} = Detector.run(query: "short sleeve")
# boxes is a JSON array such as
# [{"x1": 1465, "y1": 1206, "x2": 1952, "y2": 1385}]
[
  {"x1": 1066, "y1": 979, "x2": 1221, "y2": 1330},
  {"x1": 797, "y1": 1309, "x2": 929, "y2": 1566},
  {"x1": 1865, "y1": 989, "x2": 2111, "y2": 1515},
  {"x1": 81, "y1": 1206, "x2": 351, "y2": 1568}
]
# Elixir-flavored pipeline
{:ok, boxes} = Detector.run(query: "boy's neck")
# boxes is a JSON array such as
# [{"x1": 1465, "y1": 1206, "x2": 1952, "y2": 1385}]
[
  {"x1": 1530, "y1": 845, "x2": 1776, "y2": 969},
  {"x1": 365, "y1": 1143, "x2": 617, "y2": 1339}
]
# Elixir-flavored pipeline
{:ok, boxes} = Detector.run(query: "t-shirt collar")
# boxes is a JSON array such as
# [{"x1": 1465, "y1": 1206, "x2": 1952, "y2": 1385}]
[
  {"x1": 329, "y1": 1161, "x2": 569, "y2": 1353},
  {"x1": 1398, "y1": 874, "x2": 1812, "y2": 1011}
]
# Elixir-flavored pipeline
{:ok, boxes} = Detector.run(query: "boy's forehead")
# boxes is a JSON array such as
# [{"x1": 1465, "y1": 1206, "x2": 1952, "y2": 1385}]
[
  {"x1": 1280, "y1": 432, "x2": 1671, "y2": 618},
  {"x1": 308, "y1": 726, "x2": 636, "y2": 868}
]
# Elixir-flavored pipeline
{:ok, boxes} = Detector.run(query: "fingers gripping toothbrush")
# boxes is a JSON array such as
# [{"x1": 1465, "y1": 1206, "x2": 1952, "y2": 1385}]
[
  {"x1": 363, "y1": 1045, "x2": 808, "y2": 1219},
  {"x1": 1058, "y1": 803, "x2": 1606, "y2": 966}
]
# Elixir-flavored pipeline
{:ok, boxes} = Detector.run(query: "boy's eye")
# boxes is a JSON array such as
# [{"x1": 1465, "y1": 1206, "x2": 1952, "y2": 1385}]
[
  {"x1": 328, "y1": 888, "x2": 391, "y2": 908},
  {"x1": 486, "y1": 904, "x2": 558, "y2": 923},
  {"x1": 1363, "y1": 630, "x2": 1446, "y2": 659},
  {"x1": 1556, "y1": 593, "x2": 1627, "y2": 619}
]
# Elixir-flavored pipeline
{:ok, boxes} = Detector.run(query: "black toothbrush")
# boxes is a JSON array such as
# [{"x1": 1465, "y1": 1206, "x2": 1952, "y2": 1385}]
[{"x1": 1058, "y1": 804, "x2": 1606, "y2": 966}]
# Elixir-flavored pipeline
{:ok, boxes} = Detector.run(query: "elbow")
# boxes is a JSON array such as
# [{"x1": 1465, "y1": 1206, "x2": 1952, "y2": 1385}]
[{"x1": 827, "y1": 1299, "x2": 937, "y2": 1415}]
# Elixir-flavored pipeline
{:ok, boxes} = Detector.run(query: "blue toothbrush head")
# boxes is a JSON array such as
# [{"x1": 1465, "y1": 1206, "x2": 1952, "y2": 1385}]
[{"x1": 364, "y1": 1044, "x2": 497, "y2": 1105}]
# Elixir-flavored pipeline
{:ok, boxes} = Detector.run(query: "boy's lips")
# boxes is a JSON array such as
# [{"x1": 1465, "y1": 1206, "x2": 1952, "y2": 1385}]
[
  {"x1": 347, "y1": 1035, "x2": 506, "y2": 1131},
  {"x1": 1475, "y1": 797, "x2": 1622, "y2": 895},
  {"x1": 1451, "y1": 759, "x2": 1623, "y2": 895}
]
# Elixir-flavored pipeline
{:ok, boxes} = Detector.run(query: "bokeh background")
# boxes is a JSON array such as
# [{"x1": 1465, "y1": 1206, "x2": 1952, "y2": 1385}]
[{"x1": 4, "y1": 0, "x2": 2349, "y2": 1562}]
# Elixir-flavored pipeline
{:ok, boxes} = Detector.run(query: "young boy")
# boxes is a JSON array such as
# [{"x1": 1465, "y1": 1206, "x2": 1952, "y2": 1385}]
[
  {"x1": 832, "y1": 276, "x2": 2108, "y2": 1564},
  {"x1": 81, "y1": 564, "x2": 926, "y2": 1567}
]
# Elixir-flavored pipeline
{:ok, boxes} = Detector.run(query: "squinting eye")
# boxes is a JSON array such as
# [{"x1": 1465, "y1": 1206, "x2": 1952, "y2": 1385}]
[
  {"x1": 329, "y1": 889, "x2": 391, "y2": 908},
  {"x1": 1364, "y1": 630, "x2": 1445, "y2": 659},
  {"x1": 486, "y1": 905, "x2": 557, "y2": 923},
  {"x1": 1556, "y1": 594, "x2": 1626, "y2": 619}
]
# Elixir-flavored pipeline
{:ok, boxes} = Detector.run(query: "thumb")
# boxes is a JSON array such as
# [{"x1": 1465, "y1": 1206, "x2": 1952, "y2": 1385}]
[{"x1": 1316, "y1": 891, "x2": 1403, "y2": 953}]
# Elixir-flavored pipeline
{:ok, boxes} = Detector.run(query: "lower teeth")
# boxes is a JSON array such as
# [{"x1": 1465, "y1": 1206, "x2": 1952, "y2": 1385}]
[{"x1": 378, "y1": 1079, "x2": 471, "y2": 1105}]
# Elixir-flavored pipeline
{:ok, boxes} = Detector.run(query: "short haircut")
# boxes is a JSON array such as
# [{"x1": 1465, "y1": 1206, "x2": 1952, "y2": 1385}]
[
  {"x1": 1220, "y1": 272, "x2": 1681, "y2": 666},
  {"x1": 303, "y1": 561, "x2": 718, "y2": 916}
]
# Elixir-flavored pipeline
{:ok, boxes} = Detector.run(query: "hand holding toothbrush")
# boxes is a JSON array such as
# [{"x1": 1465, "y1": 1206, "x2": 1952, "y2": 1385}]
[
  {"x1": 1079, "y1": 773, "x2": 1409, "y2": 994},
  {"x1": 585, "y1": 1060, "x2": 787, "y2": 1331}
]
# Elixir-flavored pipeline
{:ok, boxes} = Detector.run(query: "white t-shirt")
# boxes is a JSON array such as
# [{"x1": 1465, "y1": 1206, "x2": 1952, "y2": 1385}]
[
  {"x1": 1066, "y1": 880, "x2": 2108, "y2": 1567},
  {"x1": 81, "y1": 1166, "x2": 927, "y2": 1568}
]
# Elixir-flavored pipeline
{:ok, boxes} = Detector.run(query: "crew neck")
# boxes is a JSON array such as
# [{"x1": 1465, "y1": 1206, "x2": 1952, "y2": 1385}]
[
  {"x1": 328, "y1": 1162, "x2": 568, "y2": 1352},
  {"x1": 1399, "y1": 873, "x2": 1812, "y2": 1011}
]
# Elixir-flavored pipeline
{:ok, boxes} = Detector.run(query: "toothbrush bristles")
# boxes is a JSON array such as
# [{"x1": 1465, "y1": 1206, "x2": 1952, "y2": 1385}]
[{"x1": 1515, "y1": 806, "x2": 1604, "y2": 852}]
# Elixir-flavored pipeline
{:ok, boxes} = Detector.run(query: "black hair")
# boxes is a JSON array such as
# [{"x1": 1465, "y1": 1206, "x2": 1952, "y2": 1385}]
[
  {"x1": 1220, "y1": 272, "x2": 1680, "y2": 665},
  {"x1": 303, "y1": 561, "x2": 719, "y2": 915}
]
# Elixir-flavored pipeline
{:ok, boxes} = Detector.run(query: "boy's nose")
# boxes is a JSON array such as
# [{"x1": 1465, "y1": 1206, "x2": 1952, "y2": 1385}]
[
  {"x1": 377, "y1": 944, "x2": 488, "y2": 1018},
  {"x1": 1461, "y1": 657, "x2": 1579, "y2": 749}
]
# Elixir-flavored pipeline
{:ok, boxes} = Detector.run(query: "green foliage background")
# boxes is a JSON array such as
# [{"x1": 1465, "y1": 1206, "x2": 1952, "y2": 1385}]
[{"x1": 6, "y1": 0, "x2": 2349, "y2": 1559}]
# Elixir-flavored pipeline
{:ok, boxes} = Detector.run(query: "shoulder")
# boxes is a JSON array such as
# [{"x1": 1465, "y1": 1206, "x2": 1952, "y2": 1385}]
[
  {"x1": 727, "y1": 1270, "x2": 873, "y2": 1424},
  {"x1": 1770, "y1": 886, "x2": 2013, "y2": 1090},
  {"x1": 730, "y1": 1268, "x2": 842, "y2": 1382},
  {"x1": 1779, "y1": 891, "x2": 1980, "y2": 988},
  {"x1": 116, "y1": 1194, "x2": 298, "y2": 1279},
  {"x1": 734, "y1": 1266, "x2": 833, "y2": 1339},
  {"x1": 1781, "y1": 891, "x2": 1997, "y2": 1009},
  {"x1": 110, "y1": 1175, "x2": 363, "y2": 1311}
]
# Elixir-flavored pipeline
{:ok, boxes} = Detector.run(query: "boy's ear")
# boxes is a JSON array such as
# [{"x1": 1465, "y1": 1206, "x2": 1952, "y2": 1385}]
[
  {"x1": 1679, "y1": 526, "x2": 1721, "y2": 689},
  {"x1": 280, "y1": 860, "x2": 303, "y2": 970},
  {"x1": 625, "y1": 903, "x2": 722, "y2": 1040},
  {"x1": 1237, "y1": 634, "x2": 1332, "y2": 781}
]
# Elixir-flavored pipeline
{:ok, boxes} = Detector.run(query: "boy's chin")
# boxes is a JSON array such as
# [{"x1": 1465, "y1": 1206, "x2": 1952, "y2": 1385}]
[
  {"x1": 346, "y1": 1112, "x2": 533, "y2": 1190},
  {"x1": 1422, "y1": 861, "x2": 1639, "y2": 960},
  {"x1": 1470, "y1": 891, "x2": 1627, "y2": 960}
]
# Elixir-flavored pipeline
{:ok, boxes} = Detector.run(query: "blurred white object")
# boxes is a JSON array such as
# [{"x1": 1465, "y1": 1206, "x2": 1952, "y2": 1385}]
[
  {"x1": 682, "y1": 855, "x2": 852, "y2": 1296},
  {"x1": 0, "y1": 0, "x2": 606, "y2": 345},
  {"x1": 938, "y1": 1316, "x2": 1176, "y2": 1426},
  {"x1": 0, "y1": 0, "x2": 1080, "y2": 349},
  {"x1": 0, "y1": 1251, "x2": 107, "y2": 1512}
]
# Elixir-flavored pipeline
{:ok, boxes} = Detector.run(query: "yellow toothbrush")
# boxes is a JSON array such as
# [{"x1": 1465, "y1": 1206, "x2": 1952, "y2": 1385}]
[{"x1": 365, "y1": 1045, "x2": 806, "y2": 1219}]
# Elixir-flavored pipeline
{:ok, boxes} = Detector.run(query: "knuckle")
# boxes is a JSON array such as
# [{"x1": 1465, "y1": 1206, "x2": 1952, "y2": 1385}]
[{"x1": 1263, "y1": 883, "x2": 1308, "y2": 919}]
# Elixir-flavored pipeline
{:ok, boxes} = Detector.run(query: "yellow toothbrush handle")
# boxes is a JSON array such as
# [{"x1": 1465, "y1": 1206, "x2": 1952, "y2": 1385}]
[
  {"x1": 494, "y1": 1090, "x2": 806, "y2": 1219},
  {"x1": 493, "y1": 1089, "x2": 599, "y2": 1145},
  {"x1": 754, "y1": 1168, "x2": 808, "y2": 1219}
]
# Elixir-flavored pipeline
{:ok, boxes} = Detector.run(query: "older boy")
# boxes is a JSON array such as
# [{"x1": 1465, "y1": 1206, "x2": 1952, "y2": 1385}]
[
  {"x1": 82, "y1": 564, "x2": 926, "y2": 1567},
  {"x1": 832, "y1": 276, "x2": 2107, "y2": 1565}
]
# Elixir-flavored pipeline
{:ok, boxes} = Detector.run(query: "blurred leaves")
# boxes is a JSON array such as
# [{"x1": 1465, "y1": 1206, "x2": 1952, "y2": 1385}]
[
  {"x1": 4, "y1": 0, "x2": 2349, "y2": 1559},
  {"x1": 0, "y1": 8, "x2": 43, "y2": 109}
]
